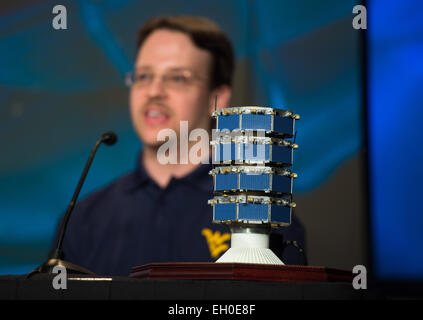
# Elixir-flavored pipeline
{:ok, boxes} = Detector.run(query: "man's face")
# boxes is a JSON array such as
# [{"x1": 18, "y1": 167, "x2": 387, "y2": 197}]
[{"x1": 130, "y1": 29, "x2": 213, "y2": 148}]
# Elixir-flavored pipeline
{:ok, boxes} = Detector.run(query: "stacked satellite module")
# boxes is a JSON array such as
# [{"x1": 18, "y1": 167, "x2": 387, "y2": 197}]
[{"x1": 208, "y1": 106, "x2": 300, "y2": 264}]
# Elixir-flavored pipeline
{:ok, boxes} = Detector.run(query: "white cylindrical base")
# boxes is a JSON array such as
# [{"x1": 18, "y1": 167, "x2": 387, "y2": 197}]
[
  {"x1": 231, "y1": 232, "x2": 269, "y2": 248},
  {"x1": 216, "y1": 230, "x2": 284, "y2": 265}
]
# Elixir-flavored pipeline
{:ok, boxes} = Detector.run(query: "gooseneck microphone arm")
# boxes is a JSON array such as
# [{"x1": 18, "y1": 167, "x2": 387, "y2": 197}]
[
  {"x1": 27, "y1": 131, "x2": 117, "y2": 277},
  {"x1": 51, "y1": 131, "x2": 117, "y2": 260}
]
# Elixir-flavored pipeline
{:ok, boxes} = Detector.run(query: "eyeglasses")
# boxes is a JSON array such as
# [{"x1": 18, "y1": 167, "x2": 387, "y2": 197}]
[{"x1": 125, "y1": 69, "x2": 207, "y2": 90}]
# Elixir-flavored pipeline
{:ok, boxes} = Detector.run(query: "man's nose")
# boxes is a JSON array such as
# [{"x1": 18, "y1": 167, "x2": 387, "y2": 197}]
[{"x1": 146, "y1": 76, "x2": 166, "y2": 98}]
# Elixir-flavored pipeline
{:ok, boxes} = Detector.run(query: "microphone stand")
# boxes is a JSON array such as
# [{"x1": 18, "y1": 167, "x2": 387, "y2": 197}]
[{"x1": 26, "y1": 132, "x2": 117, "y2": 278}]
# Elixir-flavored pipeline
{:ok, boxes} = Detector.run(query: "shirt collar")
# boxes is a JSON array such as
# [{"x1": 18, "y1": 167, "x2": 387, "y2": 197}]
[
  {"x1": 177, "y1": 160, "x2": 213, "y2": 192},
  {"x1": 125, "y1": 150, "x2": 213, "y2": 192}
]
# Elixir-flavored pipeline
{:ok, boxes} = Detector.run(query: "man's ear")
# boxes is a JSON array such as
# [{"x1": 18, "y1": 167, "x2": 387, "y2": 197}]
[{"x1": 208, "y1": 85, "x2": 232, "y2": 114}]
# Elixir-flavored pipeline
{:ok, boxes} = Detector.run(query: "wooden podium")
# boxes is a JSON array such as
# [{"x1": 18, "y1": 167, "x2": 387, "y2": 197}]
[{"x1": 130, "y1": 262, "x2": 353, "y2": 283}]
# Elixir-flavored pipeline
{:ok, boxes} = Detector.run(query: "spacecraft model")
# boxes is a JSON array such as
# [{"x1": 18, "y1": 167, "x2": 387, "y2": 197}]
[{"x1": 208, "y1": 106, "x2": 300, "y2": 264}]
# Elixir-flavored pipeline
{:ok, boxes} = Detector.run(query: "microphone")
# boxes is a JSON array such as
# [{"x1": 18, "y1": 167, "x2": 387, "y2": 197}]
[
  {"x1": 27, "y1": 131, "x2": 118, "y2": 277},
  {"x1": 102, "y1": 131, "x2": 118, "y2": 146}
]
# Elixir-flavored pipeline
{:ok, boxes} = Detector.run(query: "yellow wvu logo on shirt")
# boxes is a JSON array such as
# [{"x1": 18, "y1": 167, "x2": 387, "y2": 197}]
[{"x1": 201, "y1": 228, "x2": 231, "y2": 259}]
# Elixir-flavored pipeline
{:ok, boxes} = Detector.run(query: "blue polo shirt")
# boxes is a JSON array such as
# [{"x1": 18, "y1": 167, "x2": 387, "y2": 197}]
[{"x1": 55, "y1": 152, "x2": 306, "y2": 276}]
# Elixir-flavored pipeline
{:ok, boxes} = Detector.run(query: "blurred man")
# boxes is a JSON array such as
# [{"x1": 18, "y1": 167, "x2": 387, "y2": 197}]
[{"x1": 53, "y1": 16, "x2": 305, "y2": 276}]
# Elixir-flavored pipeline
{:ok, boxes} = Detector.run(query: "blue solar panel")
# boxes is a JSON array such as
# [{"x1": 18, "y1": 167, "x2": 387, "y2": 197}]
[{"x1": 238, "y1": 203, "x2": 268, "y2": 221}]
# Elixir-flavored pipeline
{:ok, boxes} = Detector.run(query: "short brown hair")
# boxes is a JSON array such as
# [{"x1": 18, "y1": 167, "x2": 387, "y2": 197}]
[{"x1": 136, "y1": 16, "x2": 234, "y2": 90}]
